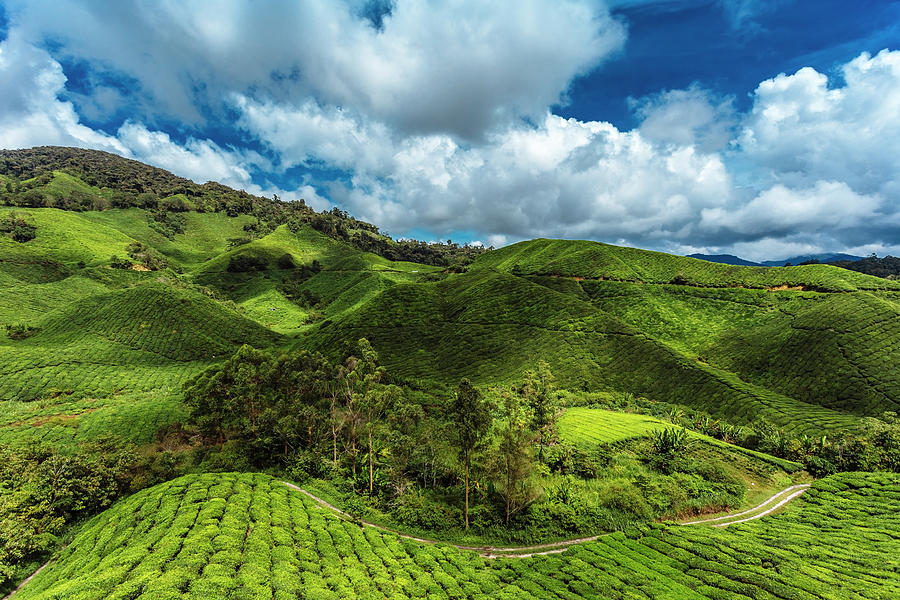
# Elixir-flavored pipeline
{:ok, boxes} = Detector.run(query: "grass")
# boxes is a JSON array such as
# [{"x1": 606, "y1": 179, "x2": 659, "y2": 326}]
[
  {"x1": 83, "y1": 208, "x2": 256, "y2": 268},
  {"x1": 559, "y1": 406, "x2": 802, "y2": 472},
  {"x1": 0, "y1": 206, "x2": 136, "y2": 267},
  {"x1": 14, "y1": 471, "x2": 898, "y2": 599}
]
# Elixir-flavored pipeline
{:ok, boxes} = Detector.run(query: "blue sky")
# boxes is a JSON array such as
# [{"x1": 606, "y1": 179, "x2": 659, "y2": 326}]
[{"x1": 0, "y1": 0, "x2": 898, "y2": 260}]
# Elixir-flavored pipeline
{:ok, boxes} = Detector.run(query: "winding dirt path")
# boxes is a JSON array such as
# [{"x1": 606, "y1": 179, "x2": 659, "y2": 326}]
[
  {"x1": 5, "y1": 481, "x2": 813, "y2": 598},
  {"x1": 3, "y1": 557, "x2": 55, "y2": 600},
  {"x1": 284, "y1": 481, "x2": 811, "y2": 558}
]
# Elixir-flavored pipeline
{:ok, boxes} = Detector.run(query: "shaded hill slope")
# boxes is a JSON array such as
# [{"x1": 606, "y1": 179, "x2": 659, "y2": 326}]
[
  {"x1": 302, "y1": 269, "x2": 859, "y2": 433},
  {"x1": 0, "y1": 283, "x2": 281, "y2": 401}
]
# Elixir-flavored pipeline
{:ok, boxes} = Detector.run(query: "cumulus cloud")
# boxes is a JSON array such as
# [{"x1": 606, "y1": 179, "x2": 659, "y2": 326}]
[
  {"x1": 631, "y1": 85, "x2": 737, "y2": 152},
  {"x1": 700, "y1": 181, "x2": 882, "y2": 236},
  {"x1": 6, "y1": 0, "x2": 625, "y2": 139},
  {"x1": 738, "y1": 50, "x2": 900, "y2": 196},
  {"x1": 295, "y1": 113, "x2": 733, "y2": 242},
  {"x1": 0, "y1": 33, "x2": 126, "y2": 152}
]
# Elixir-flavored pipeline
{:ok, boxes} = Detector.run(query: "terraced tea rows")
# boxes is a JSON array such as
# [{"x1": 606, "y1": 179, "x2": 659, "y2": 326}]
[
  {"x1": 558, "y1": 408, "x2": 671, "y2": 445},
  {"x1": 474, "y1": 238, "x2": 900, "y2": 292},
  {"x1": 16, "y1": 472, "x2": 898, "y2": 599},
  {"x1": 0, "y1": 284, "x2": 281, "y2": 401},
  {"x1": 0, "y1": 392, "x2": 185, "y2": 450},
  {"x1": 710, "y1": 292, "x2": 900, "y2": 415},
  {"x1": 308, "y1": 270, "x2": 861, "y2": 434}
]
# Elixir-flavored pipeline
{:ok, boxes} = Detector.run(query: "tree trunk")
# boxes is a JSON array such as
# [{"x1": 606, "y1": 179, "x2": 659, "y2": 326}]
[
  {"x1": 505, "y1": 458, "x2": 512, "y2": 525},
  {"x1": 368, "y1": 429, "x2": 374, "y2": 495},
  {"x1": 464, "y1": 459, "x2": 470, "y2": 531},
  {"x1": 351, "y1": 436, "x2": 357, "y2": 485},
  {"x1": 330, "y1": 395, "x2": 338, "y2": 468}
]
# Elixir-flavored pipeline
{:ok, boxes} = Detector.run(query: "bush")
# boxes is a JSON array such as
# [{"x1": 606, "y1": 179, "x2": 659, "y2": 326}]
[
  {"x1": 0, "y1": 211, "x2": 36, "y2": 242},
  {"x1": 393, "y1": 489, "x2": 460, "y2": 532},
  {"x1": 598, "y1": 482, "x2": 651, "y2": 519},
  {"x1": 110, "y1": 255, "x2": 133, "y2": 269},
  {"x1": 6, "y1": 324, "x2": 39, "y2": 340},
  {"x1": 227, "y1": 253, "x2": 268, "y2": 272},
  {"x1": 277, "y1": 253, "x2": 296, "y2": 269}
]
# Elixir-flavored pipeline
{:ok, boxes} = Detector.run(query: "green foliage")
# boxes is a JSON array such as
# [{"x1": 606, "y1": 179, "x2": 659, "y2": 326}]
[
  {"x1": 649, "y1": 427, "x2": 693, "y2": 454},
  {"x1": 492, "y1": 387, "x2": 538, "y2": 524},
  {"x1": 449, "y1": 379, "x2": 493, "y2": 530},
  {"x1": 108, "y1": 254, "x2": 132, "y2": 269},
  {"x1": 0, "y1": 436, "x2": 140, "y2": 593},
  {"x1": 5, "y1": 324, "x2": 39, "y2": 340},
  {"x1": 12, "y1": 472, "x2": 900, "y2": 599},
  {"x1": 0, "y1": 211, "x2": 36, "y2": 242},
  {"x1": 830, "y1": 254, "x2": 900, "y2": 279},
  {"x1": 126, "y1": 241, "x2": 168, "y2": 270}
]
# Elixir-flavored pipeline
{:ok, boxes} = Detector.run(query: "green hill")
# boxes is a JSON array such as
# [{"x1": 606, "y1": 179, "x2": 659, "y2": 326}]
[
  {"x1": 14, "y1": 471, "x2": 898, "y2": 599},
  {"x1": 1, "y1": 148, "x2": 898, "y2": 600},
  {"x1": 0, "y1": 283, "x2": 282, "y2": 401},
  {"x1": 302, "y1": 269, "x2": 861, "y2": 433},
  {"x1": 709, "y1": 291, "x2": 900, "y2": 415},
  {"x1": 474, "y1": 238, "x2": 900, "y2": 292}
]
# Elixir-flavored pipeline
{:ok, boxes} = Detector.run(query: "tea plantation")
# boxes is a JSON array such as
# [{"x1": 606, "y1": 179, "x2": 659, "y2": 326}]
[
  {"x1": 1, "y1": 149, "x2": 898, "y2": 599},
  {"x1": 14, "y1": 471, "x2": 899, "y2": 600}
]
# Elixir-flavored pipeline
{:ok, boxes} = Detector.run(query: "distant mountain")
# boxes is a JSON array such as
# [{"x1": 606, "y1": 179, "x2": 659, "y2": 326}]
[
  {"x1": 687, "y1": 253, "x2": 763, "y2": 266},
  {"x1": 761, "y1": 253, "x2": 864, "y2": 267},
  {"x1": 688, "y1": 252, "x2": 866, "y2": 268}
]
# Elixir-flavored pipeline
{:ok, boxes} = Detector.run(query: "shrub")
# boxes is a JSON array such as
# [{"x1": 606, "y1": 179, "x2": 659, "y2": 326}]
[
  {"x1": 110, "y1": 255, "x2": 133, "y2": 269},
  {"x1": 227, "y1": 253, "x2": 268, "y2": 272},
  {"x1": 0, "y1": 211, "x2": 36, "y2": 242},
  {"x1": 6, "y1": 324, "x2": 39, "y2": 340}
]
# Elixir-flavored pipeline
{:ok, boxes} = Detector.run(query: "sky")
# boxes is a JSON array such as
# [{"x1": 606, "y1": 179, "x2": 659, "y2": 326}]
[{"x1": 0, "y1": 0, "x2": 898, "y2": 261}]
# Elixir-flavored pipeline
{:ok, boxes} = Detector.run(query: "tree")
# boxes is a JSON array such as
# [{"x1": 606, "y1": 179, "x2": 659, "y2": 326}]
[
  {"x1": 494, "y1": 388, "x2": 538, "y2": 525},
  {"x1": 360, "y1": 384, "x2": 399, "y2": 495},
  {"x1": 522, "y1": 361, "x2": 560, "y2": 464},
  {"x1": 337, "y1": 339, "x2": 384, "y2": 488},
  {"x1": 448, "y1": 379, "x2": 492, "y2": 530}
]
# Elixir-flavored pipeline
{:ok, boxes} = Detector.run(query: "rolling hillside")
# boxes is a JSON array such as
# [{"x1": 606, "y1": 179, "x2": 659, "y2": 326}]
[
  {"x1": 475, "y1": 238, "x2": 900, "y2": 292},
  {"x1": 1, "y1": 148, "x2": 898, "y2": 600}
]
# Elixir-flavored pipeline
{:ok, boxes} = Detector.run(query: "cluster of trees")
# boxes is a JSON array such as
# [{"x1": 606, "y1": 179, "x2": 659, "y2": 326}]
[
  {"x1": 0, "y1": 437, "x2": 139, "y2": 592},
  {"x1": 829, "y1": 254, "x2": 900, "y2": 280},
  {"x1": 749, "y1": 415, "x2": 900, "y2": 475},
  {"x1": 0, "y1": 147, "x2": 489, "y2": 268},
  {"x1": 182, "y1": 341, "x2": 561, "y2": 531},
  {"x1": 658, "y1": 404, "x2": 900, "y2": 474},
  {"x1": 0, "y1": 211, "x2": 36, "y2": 242}
]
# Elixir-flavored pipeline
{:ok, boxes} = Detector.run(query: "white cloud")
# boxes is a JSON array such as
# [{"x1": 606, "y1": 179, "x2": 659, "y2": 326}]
[
  {"x1": 303, "y1": 113, "x2": 733, "y2": 242},
  {"x1": 7, "y1": 0, "x2": 625, "y2": 139},
  {"x1": 700, "y1": 181, "x2": 881, "y2": 235},
  {"x1": 631, "y1": 85, "x2": 737, "y2": 151},
  {"x1": 1, "y1": 1, "x2": 898, "y2": 260},
  {"x1": 0, "y1": 33, "x2": 126, "y2": 152},
  {"x1": 738, "y1": 50, "x2": 900, "y2": 196}
]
